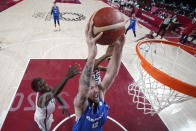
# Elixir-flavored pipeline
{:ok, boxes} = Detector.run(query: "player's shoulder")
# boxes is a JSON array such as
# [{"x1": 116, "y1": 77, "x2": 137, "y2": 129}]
[
  {"x1": 39, "y1": 91, "x2": 53, "y2": 98},
  {"x1": 38, "y1": 91, "x2": 54, "y2": 106},
  {"x1": 98, "y1": 84, "x2": 104, "y2": 92}
]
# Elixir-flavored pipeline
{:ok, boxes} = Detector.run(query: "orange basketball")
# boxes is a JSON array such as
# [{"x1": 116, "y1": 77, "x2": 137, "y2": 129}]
[{"x1": 89, "y1": 7, "x2": 125, "y2": 45}]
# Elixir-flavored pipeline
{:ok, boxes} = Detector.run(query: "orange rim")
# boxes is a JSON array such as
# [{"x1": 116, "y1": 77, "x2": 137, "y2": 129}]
[{"x1": 136, "y1": 40, "x2": 196, "y2": 97}]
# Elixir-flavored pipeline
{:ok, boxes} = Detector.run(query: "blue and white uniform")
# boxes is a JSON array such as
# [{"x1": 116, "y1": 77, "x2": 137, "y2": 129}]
[
  {"x1": 34, "y1": 93, "x2": 56, "y2": 131},
  {"x1": 93, "y1": 69, "x2": 101, "y2": 84},
  {"x1": 51, "y1": 6, "x2": 60, "y2": 23},
  {"x1": 127, "y1": 17, "x2": 136, "y2": 31},
  {"x1": 72, "y1": 98, "x2": 109, "y2": 131}
]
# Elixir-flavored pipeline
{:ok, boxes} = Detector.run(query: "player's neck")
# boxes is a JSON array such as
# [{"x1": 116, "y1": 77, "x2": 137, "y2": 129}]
[{"x1": 88, "y1": 98, "x2": 98, "y2": 114}]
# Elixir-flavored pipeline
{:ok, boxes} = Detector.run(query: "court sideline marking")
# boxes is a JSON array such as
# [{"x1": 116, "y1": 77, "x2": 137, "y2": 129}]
[{"x1": 52, "y1": 114, "x2": 128, "y2": 131}]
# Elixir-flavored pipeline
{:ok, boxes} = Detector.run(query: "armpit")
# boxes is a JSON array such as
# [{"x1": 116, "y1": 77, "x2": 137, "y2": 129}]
[
  {"x1": 98, "y1": 84, "x2": 104, "y2": 92},
  {"x1": 74, "y1": 94, "x2": 87, "y2": 109},
  {"x1": 38, "y1": 92, "x2": 54, "y2": 108}
]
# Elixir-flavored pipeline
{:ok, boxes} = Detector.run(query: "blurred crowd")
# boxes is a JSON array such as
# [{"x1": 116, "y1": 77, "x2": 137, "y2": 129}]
[
  {"x1": 108, "y1": 0, "x2": 195, "y2": 18},
  {"x1": 107, "y1": 0, "x2": 196, "y2": 44}
]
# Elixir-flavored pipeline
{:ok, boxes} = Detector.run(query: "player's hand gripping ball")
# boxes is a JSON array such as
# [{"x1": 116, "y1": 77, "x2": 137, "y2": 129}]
[{"x1": 89, "y1": 7, "x2": 126, "y2": 45}]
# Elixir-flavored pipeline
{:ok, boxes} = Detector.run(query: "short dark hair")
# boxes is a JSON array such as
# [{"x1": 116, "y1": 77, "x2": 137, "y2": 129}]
[
  {"x1": 54, "y1": 1, "x2": 56, "y2": 4},
  {"x1": 31, "y1": 77, "x2": 42, "y2": 92}
]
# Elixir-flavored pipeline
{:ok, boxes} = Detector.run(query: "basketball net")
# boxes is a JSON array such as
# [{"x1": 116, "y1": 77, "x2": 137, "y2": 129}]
[{"x1": 128, "y1": 40, "x2": 196, "y2": 115}]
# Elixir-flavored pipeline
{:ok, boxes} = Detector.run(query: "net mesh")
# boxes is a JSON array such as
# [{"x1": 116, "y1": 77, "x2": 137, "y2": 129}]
[{"x1": 128, "y1": 42, "x2": 194, "y2": 115}]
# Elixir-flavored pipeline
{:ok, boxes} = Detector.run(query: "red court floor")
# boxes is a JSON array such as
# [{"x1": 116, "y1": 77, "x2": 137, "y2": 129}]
[
  {"x1": 1, "y1": 59, "x2": 168, "y2": 131},
  {"x1": 0, "y1": 0, "x2": 23, "y2": 12},
  {"x1": 55, "y1": 0, "x2": 81, "y2": 4}
]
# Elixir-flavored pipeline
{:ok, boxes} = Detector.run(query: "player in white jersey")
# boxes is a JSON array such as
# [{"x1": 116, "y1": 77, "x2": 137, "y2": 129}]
[
  {"x1": 31, "y1": 64, "x2": 80, "y2": 131},
  {"x1": 34, "y1": 93, "x2": 56, "y2": 130}
]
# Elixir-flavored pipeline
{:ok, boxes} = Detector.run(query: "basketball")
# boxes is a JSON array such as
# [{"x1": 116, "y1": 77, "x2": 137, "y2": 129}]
[{"x1": 89, "y1": 7, "x2": 126, "y2": 45}]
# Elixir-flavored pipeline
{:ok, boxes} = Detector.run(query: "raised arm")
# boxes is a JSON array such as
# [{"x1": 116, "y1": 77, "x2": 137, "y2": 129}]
[
  {"x1": 94, "y1": 45, "x2": 114, "y2": 71},
  {"x1": 97, "y1": 66, "x2": 107, "y2": 72},
  {"x1": 74, "y1": 58, "x2": 94, "y2": 116},
  {"x1": 52, "y1": 64, "x2": 80, "y2": 97},
  {"x1": 39, "y1": 64, "x2": 80, "y2": 108},
  {"x1": 74, "y1": 22, "x2": 103, "y2": 118},
  {"x1": 100, "y1": 35, "x2": 125, "y2": 97},
  {"x1": 94, "y1": 55, "x2": 108, "y2": 70}
]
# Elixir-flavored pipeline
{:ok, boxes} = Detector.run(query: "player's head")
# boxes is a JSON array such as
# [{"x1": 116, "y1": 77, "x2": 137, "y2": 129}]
[
  {"x1": 132, "y1": 13, "x2": 135, "y2": 17},
  {"x1": 88, "y1": 77, "x2": 100, "y2": 103},
  {"x1": 54, "y1": 1, "x2": 56, "y2": 6},
  {"x1": 31, "y1": 77, "x2": 50, "y2": 93},
  {"x1": 167, "y1": 14, "x2": 172, "y2": 18}
]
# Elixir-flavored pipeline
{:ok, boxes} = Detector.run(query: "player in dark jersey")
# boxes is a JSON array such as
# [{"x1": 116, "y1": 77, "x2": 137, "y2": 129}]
[
  {"x1": 51, "y1": 1, "x2": 61, "y2": 31},
  {"x1": 179, "y1": 18, "x2": 196, "y2": 44},
  {"x1": 155, "y1": 14, "x2": 172, "y2": 39},
  {"x1": 73, "y1": 22, "x2": 125, "y2": 131}
]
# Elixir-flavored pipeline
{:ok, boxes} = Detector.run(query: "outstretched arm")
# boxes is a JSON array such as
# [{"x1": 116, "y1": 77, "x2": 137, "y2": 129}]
[
  {"x1": 52, "y1": 64, "x2": 80, "y2": 97},
  {"x1": 74, "y1": 59, "x2": 94, "y2": 114},
  {"x1": 100, "y1": 35, "x2": 125, "y2": 99},
  {"x1": 39, "y1": 64, "x2": 80, "y2": 108},
  {"x1": 97, "y1": 66, "x2": 107, "y2": 72},
  {"x1": 74, "y1": 22, "x2": 103, "y2": 118},
  {"x1": 94, "y1": 55, "x2": 108, "y2": 70},
  {"x1": 94, "y1": 45, "x2": 114, "y2": 71}
]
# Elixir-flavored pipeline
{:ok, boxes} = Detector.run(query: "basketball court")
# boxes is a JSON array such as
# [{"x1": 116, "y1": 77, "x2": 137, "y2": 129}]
[{"x1": 0, "y1": 0, "x2": 196, "y2": 131}]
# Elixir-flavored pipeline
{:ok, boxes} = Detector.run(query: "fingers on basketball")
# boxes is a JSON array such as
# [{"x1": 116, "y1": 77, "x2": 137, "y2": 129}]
[{"x1": 94, "y1": 32, "x2": 103, "y2": 42}]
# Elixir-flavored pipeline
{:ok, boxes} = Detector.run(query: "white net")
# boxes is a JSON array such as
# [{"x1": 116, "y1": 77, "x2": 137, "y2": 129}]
[{"x1": 128, "y1": 41, "x2": 195, "y2": 115}]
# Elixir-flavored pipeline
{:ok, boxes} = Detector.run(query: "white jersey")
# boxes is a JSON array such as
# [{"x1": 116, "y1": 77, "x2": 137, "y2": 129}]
[
  {"x1": 92, "y1": 69, "x2": 101, "y2": 84},
  {"x1": 34, "y1": 93, "x2": 56, "y2": 131}
]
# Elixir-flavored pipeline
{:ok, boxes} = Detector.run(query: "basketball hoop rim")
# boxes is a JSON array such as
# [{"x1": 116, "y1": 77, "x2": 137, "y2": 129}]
[{"x1": 136, "y1": 40, "x2": 196, "y2": 98}]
